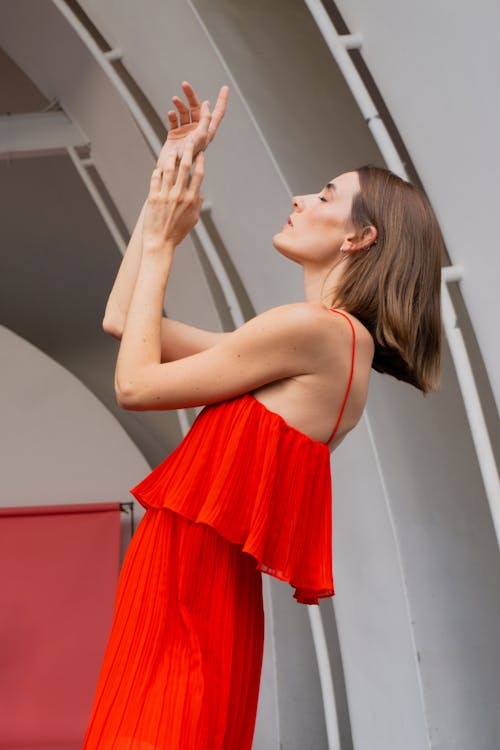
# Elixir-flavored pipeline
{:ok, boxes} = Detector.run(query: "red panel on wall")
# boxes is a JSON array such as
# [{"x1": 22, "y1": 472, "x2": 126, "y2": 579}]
[{"x1": 0, "y1": 503, "x2": 121, "y2": 749}]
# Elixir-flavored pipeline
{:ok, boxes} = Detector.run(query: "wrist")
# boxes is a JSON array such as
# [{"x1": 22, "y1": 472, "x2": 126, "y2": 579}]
[{"x1": 142, "y1": 239, "x2": 176, "y2": 258}]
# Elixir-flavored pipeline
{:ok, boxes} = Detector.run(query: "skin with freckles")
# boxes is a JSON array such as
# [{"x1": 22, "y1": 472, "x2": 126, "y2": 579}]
[{"x1": 114, "y1": 83, "x2": 376, "y2": 450}]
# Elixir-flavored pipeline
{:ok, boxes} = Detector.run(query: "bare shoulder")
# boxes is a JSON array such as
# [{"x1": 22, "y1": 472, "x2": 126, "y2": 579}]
[
  {"x1": 252, "y1": 301, "x2": 334, "y2": 333},
  {"x1": 259, "y1": 301, "x2": 373, "y2": 348},
  {"x1": 316, "y1": 303, "x2": 375, "y2": 353},
  {"x1": 240, "y1": 302, "x2": 374, "y2": 371},
  {"x1": 252, "y1": 301, "x2": 324, "y2": 323},
  {"x1": 241, "y1": 302, "x2": 336, "y2": 352}
]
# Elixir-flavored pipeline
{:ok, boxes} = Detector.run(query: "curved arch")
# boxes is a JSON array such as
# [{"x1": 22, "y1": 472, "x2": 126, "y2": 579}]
[
  {"x1": 0, "y1": 324, "x2": 149, "y2": 507},
  {"x1": 2, "y1": 1, "x2": 499, "y2": 747}
]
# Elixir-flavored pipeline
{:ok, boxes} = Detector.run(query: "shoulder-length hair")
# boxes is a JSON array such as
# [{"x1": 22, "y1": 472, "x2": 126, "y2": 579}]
[{"x1": 328, "y1": 165, "x2": 444, "y2": 394}]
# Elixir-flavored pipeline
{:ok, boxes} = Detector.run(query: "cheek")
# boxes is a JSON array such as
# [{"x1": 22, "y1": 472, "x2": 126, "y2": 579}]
[{"x1": 304, "y1": 220, "x2": 342, "y2": 257}]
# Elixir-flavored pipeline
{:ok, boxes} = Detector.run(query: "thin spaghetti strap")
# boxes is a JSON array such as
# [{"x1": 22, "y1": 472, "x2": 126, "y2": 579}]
[{"x1": 325, "y1": 309, "x2": 356, "y2": 444}]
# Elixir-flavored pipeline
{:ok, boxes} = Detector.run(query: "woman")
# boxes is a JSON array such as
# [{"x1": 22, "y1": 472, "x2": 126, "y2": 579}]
[{"x1": 83, "y1": 82, "x2": 443, "y2": 749}]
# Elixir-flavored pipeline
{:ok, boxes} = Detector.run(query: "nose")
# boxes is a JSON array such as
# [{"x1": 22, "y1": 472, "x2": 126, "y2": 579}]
[{"x1": 292, "y1": 195, "x2": 303, "y2": 211}]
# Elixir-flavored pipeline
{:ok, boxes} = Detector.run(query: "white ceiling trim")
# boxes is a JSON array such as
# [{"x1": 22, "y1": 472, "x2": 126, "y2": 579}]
[{"x1": 0, "y1": 111, "x2": 88, "y2": 158}]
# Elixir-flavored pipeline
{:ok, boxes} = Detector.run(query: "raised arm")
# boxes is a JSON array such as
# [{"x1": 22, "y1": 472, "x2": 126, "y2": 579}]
[
  {"x1": 101, "y1": 200, "x2": 228, "y2": 361},
  {"x1": 114, "y1": 143, "x2": 331, "y2": 411},
  {"x1": 102, "y1": 199, "x2": 147, "y2": 339},
  {"x1": 102, "y1": 82, "x2": 229, "y2": 358}
]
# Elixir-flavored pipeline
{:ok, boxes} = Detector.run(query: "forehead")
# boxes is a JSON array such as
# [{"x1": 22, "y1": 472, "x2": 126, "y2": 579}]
[{"x1": 328, "y1": 171, "x2": 360, "y2": 196}]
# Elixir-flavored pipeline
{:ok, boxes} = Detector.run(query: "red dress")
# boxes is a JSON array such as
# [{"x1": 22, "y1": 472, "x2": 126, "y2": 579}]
[{"x1": 82, "y1": 309, "x2": 356, "y2": 749}]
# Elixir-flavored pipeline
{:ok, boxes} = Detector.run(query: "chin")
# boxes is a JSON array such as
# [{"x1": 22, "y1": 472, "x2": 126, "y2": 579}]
[{"x1": 272, "y1": 234, "x2": 302, "y2": 264}]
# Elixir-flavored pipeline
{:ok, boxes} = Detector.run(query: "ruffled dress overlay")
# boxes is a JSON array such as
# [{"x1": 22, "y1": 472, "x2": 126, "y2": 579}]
[{"x1": 82, "y1": 309, "x2": 356, "y2": 750}]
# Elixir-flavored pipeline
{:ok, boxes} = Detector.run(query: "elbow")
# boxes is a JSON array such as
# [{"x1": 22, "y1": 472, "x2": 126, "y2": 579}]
[
  {"x1": 115, "y1": 389, "x2": 139, "y2": 411},
  {"x1": 102, "y1": 315, "x2": 123, "y2": 340},
  {"x1": 115, "y1": 390, "x2": 133, "y2": 410},
  {"x1": 114, "y1": 378, "x2": 139, "y2": 410},
  {"x1": 115, "y1": 367, "x2": 158, "y2": 411}
]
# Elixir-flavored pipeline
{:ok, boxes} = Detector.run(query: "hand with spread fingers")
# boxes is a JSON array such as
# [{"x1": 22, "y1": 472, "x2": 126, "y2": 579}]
[
  {"x1": 144, "y1": 141, "x2": 205, "y2": 254},
  {"x1": 157, "y1": 81, "x2": 228, "y2": 170}
]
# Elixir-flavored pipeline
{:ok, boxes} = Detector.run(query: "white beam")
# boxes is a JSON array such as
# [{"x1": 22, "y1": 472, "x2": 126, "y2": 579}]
[
  {"x1": 103, "y1": 48, "x2": 123, "y2": 62},
  {"x1": 309, "y1": 606, "x2": 342, "y2": 749},
  {"x1": 66, "y1": 146, "x2": 126, "y2": 254},
  {"x1": 50, "y1": 0, "x2": 162, "y2": 156},
  {"x1": 339, "y1": 33, "x2": 363, "y2": 50},
  {"x1": 0, "y1": 111, "x2": 88, "y2": 158}
]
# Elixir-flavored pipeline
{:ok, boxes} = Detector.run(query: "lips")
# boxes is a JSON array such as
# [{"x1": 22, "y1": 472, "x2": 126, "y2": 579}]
[{"x1": 288, "y1": 216, "x2": 293, "y2": 226}]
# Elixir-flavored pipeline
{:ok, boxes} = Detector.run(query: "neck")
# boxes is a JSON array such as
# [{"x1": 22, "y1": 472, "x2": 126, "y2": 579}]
[{"x1": 302, "y1": 256, "x2": 347, "y2": 306}]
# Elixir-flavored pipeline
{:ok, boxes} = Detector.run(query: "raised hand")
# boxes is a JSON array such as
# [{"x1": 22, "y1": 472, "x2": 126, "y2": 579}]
[
  {"x1": 144, "y1": 142, "x2": 205, "y2": 253},
  {"x1": 157, "y1": 81, "x2": 228, "y2": 170}
]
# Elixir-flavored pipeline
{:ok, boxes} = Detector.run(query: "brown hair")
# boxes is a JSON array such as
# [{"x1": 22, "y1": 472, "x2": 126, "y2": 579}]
[{"x1": 328, "y1": 165, "x2": 444, "y2": 394}]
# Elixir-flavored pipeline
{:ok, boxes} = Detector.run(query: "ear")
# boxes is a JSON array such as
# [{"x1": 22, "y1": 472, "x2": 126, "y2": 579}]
[{"x1": 341, "y1": 225, "x2": 377, "y2": 253}]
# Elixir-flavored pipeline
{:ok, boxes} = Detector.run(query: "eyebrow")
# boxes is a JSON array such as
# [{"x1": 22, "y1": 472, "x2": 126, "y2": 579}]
[{"x1": 326, "y1": 182, "x2": 337, "y2": 193}]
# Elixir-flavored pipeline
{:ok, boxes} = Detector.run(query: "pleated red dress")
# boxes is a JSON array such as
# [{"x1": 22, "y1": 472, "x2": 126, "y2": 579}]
[{"x1": 82, "y1": 309, "x2": 356, "y2": 750}]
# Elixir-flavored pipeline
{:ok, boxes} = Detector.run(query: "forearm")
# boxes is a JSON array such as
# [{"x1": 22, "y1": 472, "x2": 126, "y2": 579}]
[
  {"x1": 158, "y1": 318, "x2": 227, "y2": 361},
  {"x1": 103, "y1": 199, "x2": 228, "y2": 360},
  {"x1": 102, "y1": 199, "x2": 148, "y2": 335},
  {"x1": 108, "y1": 315, "x2": 228, "y2": 361},
  {"x1": 115, "y1": 138, "x2": 210, "y2": 402},
  {"x1": 115, "y1": 248, "x2": 174, "y2": 401}
]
